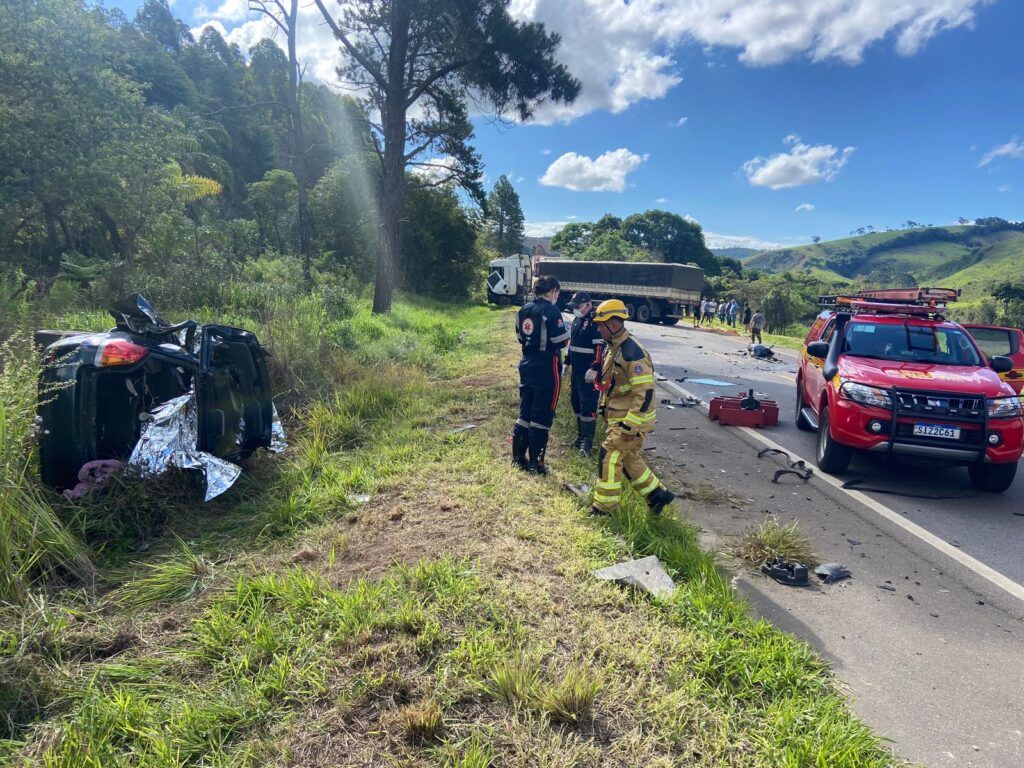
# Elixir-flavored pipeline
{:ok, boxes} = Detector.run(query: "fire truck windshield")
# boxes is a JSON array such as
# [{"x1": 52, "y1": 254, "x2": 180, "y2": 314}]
[{"x1": 843, "y1": 322, "x2": 982, "y2": 366}]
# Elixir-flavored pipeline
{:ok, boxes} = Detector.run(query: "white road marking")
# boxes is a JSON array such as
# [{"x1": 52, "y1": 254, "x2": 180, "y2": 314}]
[{"x1": 658, "y1": 378, "x2": 1024, "y2": 605}]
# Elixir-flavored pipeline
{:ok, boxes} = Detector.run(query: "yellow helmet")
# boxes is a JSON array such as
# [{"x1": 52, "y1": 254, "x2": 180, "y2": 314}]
[{"x1": 593, "y1": 299, "x2": 629, "y2": 323}]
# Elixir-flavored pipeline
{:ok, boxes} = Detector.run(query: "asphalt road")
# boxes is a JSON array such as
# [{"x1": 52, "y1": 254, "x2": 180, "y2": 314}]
[
  {"x1": 632, "y1": 321, "x2": 1024, "y2": 586},
  {"x1": 623, "y1": 319, "x2": 1024, "y2": 767}
]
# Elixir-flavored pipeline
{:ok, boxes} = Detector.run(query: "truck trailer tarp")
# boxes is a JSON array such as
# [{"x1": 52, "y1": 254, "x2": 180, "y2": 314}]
[{"x1": 537, "y1": 260, "x2": 704, "y2": 304}]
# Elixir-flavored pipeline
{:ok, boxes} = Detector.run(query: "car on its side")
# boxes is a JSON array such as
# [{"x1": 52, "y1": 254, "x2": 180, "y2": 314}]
[
  {"x1": 36, "y1": 295, "x2": 275, "y2": 492},
  {"x1": 963, "y1": 323, "x2": 1024, "y2": 394},
  {"x1": 796, "y1": 288, "x2": 1023, "y2": 492}
]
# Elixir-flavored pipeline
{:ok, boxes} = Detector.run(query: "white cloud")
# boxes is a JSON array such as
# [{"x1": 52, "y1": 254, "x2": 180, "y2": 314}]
[
  {"x1": 539, "y1": 148, "x2": 647, "y2": 192},
  {"x1": 979, "y1": 137, "x2": 1024, "y2": 167},
  {"x1": 193, "y1": 1, "x2": 990, "y2": 124},
  {"x1": 744, "y1": 136, "x2": 855, "y2": 189},
  {"x1": 795, "y1": 203, "x2": 815, "y2": 212},
  {"x1": 567, "y1": 214, "x2": 578, "y2": 219},
  {"x1": 674, "y1": 116, "x2": 689, "y2": 127},
  {"x1": 998, "y1": 184, "x2": 1011, "y2": 193},
  {"x1": 525, "y1": 221, "x2": 572, "y2": 237},
  {"x1": 195, "y1": 0, "x2": 249, "y2": 23},
  {"x1": 509, "y1": 0, "x2": 989, "y2": 122},
  {"x1": 704, "y1": 232, "x2": 783, "y2": 251},
  {"x1": 655, "y1": 197, "x2": 668, "y2": 203},
  {"x1": 541, "y1": 148, "x2": 552, "y2": 155}
]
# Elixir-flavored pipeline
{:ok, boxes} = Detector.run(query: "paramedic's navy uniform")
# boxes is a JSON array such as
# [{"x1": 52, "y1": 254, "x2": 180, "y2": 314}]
[
  {"x1": 513, "y1": 298, "x2": 569, "y2": 470},
  {"x1": 567, "y1": 305, "x2": 604, "y2": 452}
]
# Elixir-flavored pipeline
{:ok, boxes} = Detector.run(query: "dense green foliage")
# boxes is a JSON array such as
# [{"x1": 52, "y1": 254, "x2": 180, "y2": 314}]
[
  {"x1": 551, "y1": 210, "x2": 719, "y2": 272},
  {"x1": 0, "y1": 0, "x2": 494, "y2": 308}
]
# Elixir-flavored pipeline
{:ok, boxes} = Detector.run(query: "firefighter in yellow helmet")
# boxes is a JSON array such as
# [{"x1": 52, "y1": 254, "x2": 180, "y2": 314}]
[{"x1": 590, "y1": 299, "x2": 676, "y2": 516}]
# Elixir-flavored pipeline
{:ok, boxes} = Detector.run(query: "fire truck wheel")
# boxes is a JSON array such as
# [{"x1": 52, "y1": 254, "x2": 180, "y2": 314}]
[
  {"x1": 816, "y1": 404, "x2": 851, "y2": 474},
  {"x1": 968, "y1": 462, "x2": 1018, "y2": 493}
]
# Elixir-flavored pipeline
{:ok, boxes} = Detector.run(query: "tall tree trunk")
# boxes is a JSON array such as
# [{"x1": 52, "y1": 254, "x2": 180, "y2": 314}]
[
  {"x1": 285, "y1": 0, "x2": 313, "y2": 291},
  {"x1": 373, "y1": 0, "x2": 411, "y2": 315}
]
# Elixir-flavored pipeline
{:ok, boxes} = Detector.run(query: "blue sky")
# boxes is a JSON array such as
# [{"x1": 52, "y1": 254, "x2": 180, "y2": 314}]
[{"x1": 113, "y1": 1, "x2": 1023, "y2": 249}]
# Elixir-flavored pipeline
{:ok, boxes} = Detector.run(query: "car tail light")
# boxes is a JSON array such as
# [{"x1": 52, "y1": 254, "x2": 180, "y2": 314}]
[{"x1": 96, "y1": 339, "x2": 149, "y2": 367}]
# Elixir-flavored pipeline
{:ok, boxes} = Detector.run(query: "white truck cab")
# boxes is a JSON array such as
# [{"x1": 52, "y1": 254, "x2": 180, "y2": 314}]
[{"x1": 486, "y1": 254, "x2": 534, "y2": 305}]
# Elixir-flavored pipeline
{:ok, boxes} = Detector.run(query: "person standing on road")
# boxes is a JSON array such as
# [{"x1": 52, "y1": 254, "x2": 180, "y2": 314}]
[
  {"x1": 696, "y1": 298, "x2": 706, "y2": 328},
  {"x1": 564, "y1": 291, "x2": 604, "y2": 455},
  {"x1": 589, "y1": 299, "x2": 676, "y2": 516},
  {"x1": 512, "y1": 276, "x2": 569, "y2": 474},
  {"x1": 750, "y1": 307, "x2": 766, "y2": 344},
  {"x1": 742, "y1": 303, "x2": 752, "y2": 329},
  {"x1": 728, "y1": 298, "x2": 739, "y2": 327},
  {"x1": 705, "y1": 298, "x2": 718, "y2": 326}
]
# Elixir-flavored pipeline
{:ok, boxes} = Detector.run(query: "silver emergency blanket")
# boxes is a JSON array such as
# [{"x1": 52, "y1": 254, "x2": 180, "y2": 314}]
[
  {"x1": 270, "y1": 403, "x2": 287, "y2": 453},
  {"x1": 127, "y1": 393, "x2": 241, "y2": 501}
]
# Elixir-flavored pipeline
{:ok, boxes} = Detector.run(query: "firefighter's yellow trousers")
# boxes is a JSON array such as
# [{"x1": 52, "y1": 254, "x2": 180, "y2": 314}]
[{"x1": 592, "y1": 425, "x2": 662, "y2": 513}]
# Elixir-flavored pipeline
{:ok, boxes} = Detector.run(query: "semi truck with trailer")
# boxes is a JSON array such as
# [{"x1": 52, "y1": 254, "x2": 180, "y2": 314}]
[{"x1": 486, "y1": 256, "x2": 704, "y2": 324}]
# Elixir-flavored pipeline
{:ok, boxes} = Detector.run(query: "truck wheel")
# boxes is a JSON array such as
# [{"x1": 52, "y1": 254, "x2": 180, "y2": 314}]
[
  {"x1": 624, "y1": 302, "x2": 637, "y2": 320},
  {"x1": 795, "y1": 378, "x2": 813, "y2": 431},
  {"x1": 497, "y1": 296, "x2": 511, "y2": 306},
  {"x1": 661, "y1": 316, "x2": 680, "y2": 326},
  {"x1": 635, "y1": 303, "x2": 652, "y2": 323},
  {"x1": 968, "y1": 462, "x2": 1018, "y2": 492},
  {"x1": 816, "y1": 404, "x2": 851, "y2": 473}
]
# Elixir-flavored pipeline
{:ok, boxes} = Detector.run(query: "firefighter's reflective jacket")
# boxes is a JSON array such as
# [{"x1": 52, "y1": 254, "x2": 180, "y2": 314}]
[
  {"x1": 516, "y1": 298, "x2": 569, "y2": 358},
  {"x1": 598, "y1": 331, "x2": 656, "y2": 433}
]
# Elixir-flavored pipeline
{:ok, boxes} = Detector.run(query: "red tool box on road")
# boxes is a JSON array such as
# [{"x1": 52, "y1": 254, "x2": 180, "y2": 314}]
[{"x1": 709, "y1": 391, "x2": 779, "y2": 428}]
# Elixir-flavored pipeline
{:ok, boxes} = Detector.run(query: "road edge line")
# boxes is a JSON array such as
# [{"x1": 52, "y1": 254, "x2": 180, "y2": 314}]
[{"x1": 658, "y1": 378, "x2": 1024, "y2": 606}]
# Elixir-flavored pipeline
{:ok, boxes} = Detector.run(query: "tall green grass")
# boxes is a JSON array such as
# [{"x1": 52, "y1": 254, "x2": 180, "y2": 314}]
[{"x1": 0, "y1": 336, "x2": 95, "y2": 604}]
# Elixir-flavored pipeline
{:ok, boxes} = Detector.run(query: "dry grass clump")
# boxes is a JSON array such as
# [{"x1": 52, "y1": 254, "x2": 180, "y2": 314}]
[
  {"x1": 539, "y1": 667, "x2": 603, "y2": 723},
  {"x1": 397, "y1": 699, "x2": 443, "y2": 743},
  {"x1": 732, "y1": 517, "x2": 819, "y2": 567}
]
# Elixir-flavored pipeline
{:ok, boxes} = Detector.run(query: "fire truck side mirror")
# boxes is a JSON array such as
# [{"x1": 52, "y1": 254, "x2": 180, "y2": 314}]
[
  {"x1": 807, "y1": 341, "x2": 829, "y2": 359},
  {"x1": 990, "y1": 355, "x2": 1014, "y2": 374}
]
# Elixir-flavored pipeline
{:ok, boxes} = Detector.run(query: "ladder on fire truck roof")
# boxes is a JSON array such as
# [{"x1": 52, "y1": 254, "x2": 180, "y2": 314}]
[{"x1": 818, "y1": 287, "x2": 960, "y2": 318}]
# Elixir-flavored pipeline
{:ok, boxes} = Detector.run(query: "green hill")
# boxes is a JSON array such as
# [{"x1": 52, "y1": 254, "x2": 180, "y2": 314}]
[
  {"x1": 711, "y1": 246, "x2": 759, "y2": 260},
  {"x1": 747, "y1": 220, "x2": 1024, "y2": 300}
]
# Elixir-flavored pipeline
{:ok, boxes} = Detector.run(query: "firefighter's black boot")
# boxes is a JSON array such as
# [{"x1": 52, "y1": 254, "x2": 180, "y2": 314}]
[
  {"x1": 511, "y1": 427, "x2": 529, "y2": 471},
  {"x1": 578, "y1": 419, "x2": 596, "y2": 456},
  {"x1": 646, "y1": 486, "x2": 676, "y2": 516},
  {"x1": 527, "y1": 428, "x2": 549, "y2": 475},
  {"x1": 570, "y1": 417, "x2": 583, "y2": 449}
]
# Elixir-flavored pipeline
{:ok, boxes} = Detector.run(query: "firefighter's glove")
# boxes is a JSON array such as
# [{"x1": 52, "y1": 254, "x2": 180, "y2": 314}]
[{"x1": 584, "y1": 369, "x2": 597, "y2": 384}]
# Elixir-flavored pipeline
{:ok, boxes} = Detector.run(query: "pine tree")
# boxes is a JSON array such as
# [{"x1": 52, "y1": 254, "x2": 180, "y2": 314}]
[{"x1": 486, "y1": 175, "x2": 525, "y2": 255}]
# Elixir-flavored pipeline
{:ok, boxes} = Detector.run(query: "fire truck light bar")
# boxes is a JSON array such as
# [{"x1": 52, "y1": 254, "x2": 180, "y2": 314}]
[{"x1": 818, "y1": 287, "x2": 960, "y2": 316}]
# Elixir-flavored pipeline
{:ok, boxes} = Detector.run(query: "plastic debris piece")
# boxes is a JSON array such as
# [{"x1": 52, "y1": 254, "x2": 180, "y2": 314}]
[
  {"x1": 349, "y1": 493, "x2": 372, "y2": 504},
  {"x1": 593, "y1": 555, "x2": 676, "y2": 598},
  {"x1": 127, "y1": 393, "x2": 241, "y2": 501},
  {"x1": 563, "y1": 482, "x2": 591, "y2": 500},
  {"x1": 270, "y1": 403, "x2": 287, "y2": 454},
  {"x1": 451, "y1": 423, "x2": 478, "y2": 433},
  {"x1": 762, "y1": 557, "x2": 809, "y2": 586},
  {"x1": 814, "y1": 563, "x2": 851, "y2": 584}
]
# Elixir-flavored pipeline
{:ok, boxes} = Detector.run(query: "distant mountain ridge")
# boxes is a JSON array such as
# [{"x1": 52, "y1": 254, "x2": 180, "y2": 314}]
[
  {"x1": 745, "y1": 219, "x2": 1024, "y2": 301},
  {"x1": 710, "y1": 246, "x2": 759, "y2": 260}
]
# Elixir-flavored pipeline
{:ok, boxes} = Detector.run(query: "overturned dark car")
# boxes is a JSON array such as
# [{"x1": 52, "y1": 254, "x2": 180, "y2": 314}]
[{"x1": 36, "y1": 295, "x2": 280, "y2": 497}]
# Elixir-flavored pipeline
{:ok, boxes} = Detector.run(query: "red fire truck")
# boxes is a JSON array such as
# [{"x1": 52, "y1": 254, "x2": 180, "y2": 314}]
[{"x1": 796, "y1": 288, "x2": 1023, "y2": 492}]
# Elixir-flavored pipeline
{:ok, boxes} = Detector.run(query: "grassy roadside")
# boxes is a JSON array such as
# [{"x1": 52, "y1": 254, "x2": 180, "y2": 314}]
[{"x1": 0, "y1": 304, "x2": 897, "y2": 767}]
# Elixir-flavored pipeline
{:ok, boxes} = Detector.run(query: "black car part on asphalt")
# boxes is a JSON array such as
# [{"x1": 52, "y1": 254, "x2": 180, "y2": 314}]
[{"x1": 36, "y1": 295, "x2": 275, "y2": 492}]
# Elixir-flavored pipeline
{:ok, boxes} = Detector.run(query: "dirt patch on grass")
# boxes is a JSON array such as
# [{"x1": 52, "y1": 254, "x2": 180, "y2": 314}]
[{"x1": 326, "y1": 493, "x2": 493, "y2": 587}]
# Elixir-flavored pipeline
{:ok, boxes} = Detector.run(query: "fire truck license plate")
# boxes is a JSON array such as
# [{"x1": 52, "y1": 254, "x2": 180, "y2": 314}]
[{"x1": 913, "y1": 423, "x2": 961, "y2": 440}]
